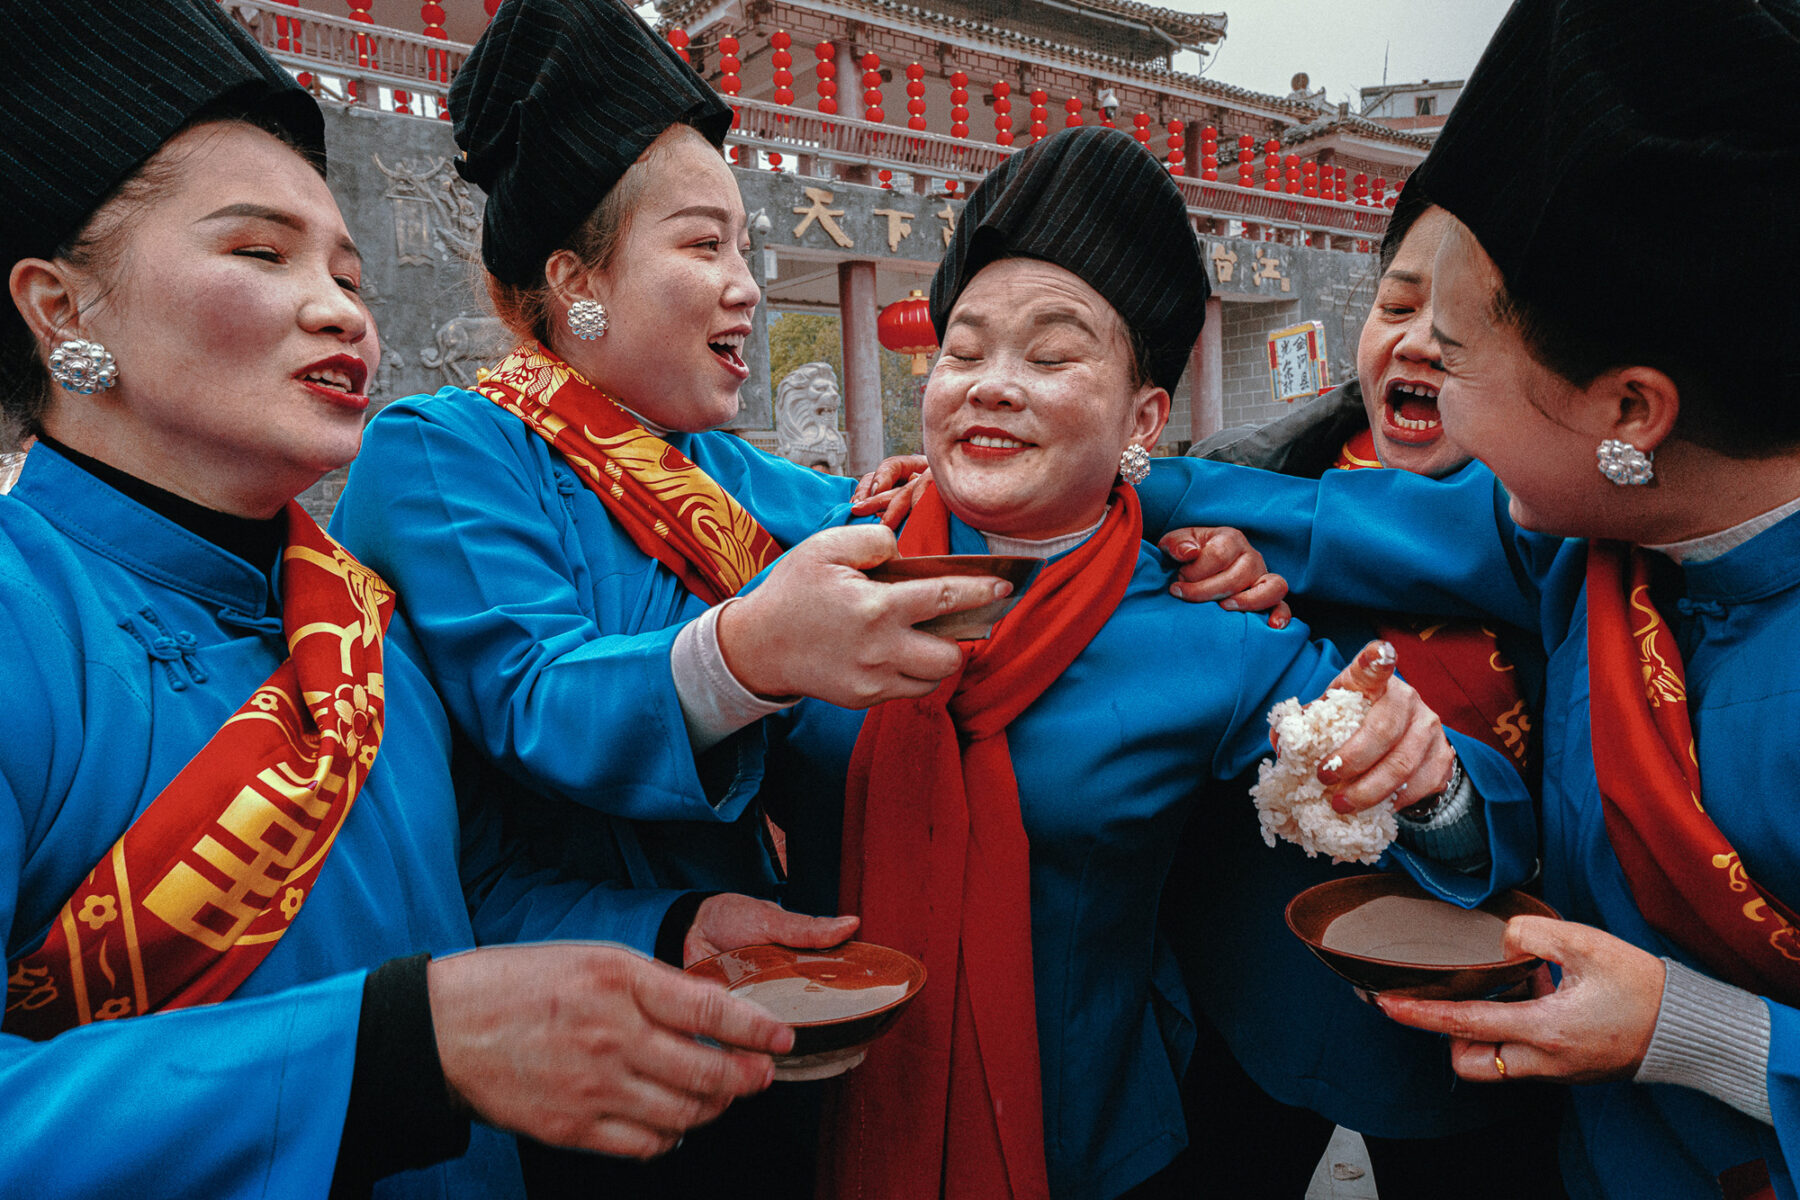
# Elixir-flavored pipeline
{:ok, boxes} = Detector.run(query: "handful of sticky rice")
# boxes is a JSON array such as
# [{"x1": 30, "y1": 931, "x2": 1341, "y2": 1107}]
[{"x1": 1252, "y1": 687, "x2": 1397, "y2": 866}]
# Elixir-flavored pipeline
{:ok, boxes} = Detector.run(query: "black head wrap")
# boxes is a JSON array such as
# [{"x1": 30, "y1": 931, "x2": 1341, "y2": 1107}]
[
  {"x1": 930, "y1": 125, "x2": 1208, "y2": 392},
  {"x1": 1, "y1": 0, "x2": 322, "y2": 278},
  {"x1": 452, "y1": 0, "x2": 734, "y2": 286},
  {"x1": 1411, "y1": 0, "x2": 1800, "y2": 401}
]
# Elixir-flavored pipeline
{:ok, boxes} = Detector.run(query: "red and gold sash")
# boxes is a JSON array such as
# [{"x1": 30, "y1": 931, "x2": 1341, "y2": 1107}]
[
  {"x1": 1587, "y1": 541, "x2": 1800, "y2": 1006},
  {"x1": 1332, "y1": 428, "x2": 1534, "y2": 771},
  {"x1": 476, "y1": 343, "x2": 782, "y2": 606},
  {"x1": 827, "y1": 483, "x2": 1139, "y2": 1200},
  {"x1": 4, "y1": 507, "x2": 394, "y2": 1039}
]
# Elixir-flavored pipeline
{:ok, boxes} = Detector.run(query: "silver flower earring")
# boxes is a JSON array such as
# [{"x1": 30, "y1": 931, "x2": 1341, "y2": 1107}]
[
  {"x1": 1118, "y1": 443, "x2": 1151, "y2": 486},
  {"x1": 48, "y1": 338, "x2": 118, "y2": 394},
  {"x1": 1597, "y1": 438, "x2": 1654, "y2": 486},
  {"x1": 567, "y1": 299, "x2": 608, "y2": 341}
]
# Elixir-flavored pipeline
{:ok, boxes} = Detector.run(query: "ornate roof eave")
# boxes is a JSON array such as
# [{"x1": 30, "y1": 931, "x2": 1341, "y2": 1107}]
[
  {"x1": 665, "y1": 0, "x2": 1325, "y2": 124},
  {"x1": 661, "y1": 0, "x2": 1223, "y2": 44},
  {"x1": 1283, "y1": 114, "x2": 1436, "y2": 153}
]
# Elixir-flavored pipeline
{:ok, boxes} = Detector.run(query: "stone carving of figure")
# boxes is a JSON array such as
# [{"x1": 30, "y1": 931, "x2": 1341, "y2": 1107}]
[{"x1": 775, "y1": 362, "x2": 848, "y2": 474}]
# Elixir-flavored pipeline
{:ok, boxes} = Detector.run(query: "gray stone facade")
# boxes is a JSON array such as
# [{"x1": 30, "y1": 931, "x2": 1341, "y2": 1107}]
[{"x1": 298, "y1": 103, "x2": 1378, "y2": 518}]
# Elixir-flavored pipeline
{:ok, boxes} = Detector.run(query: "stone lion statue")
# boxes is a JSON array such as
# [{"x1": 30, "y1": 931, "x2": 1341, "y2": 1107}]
[{"x1": 775, "y1": 361, "x2": 848, "y2": 474}]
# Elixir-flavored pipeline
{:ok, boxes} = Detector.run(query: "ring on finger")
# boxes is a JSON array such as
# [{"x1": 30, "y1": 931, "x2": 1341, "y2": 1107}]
[{"x1": 1494, "y1": 1046, "x2": 1508, "y2": 1079}]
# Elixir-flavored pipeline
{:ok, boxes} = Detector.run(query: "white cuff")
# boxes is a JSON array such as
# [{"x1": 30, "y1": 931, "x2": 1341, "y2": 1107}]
[
  {"x1": 1634, "y1": 957, "x2": 1773, "y2": 1126},
  {"x1": 671, "y1": 599, "x2": 794, "y2": 753}
]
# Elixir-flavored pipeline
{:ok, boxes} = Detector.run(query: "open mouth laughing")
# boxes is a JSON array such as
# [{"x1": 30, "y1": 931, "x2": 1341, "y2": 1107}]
[
  {"x1": 708, "y1": 329, "x2": 750, "y2": 378},
  {"x1": 1380, "y1": 379, "x2": 1442, "y2": 444}
]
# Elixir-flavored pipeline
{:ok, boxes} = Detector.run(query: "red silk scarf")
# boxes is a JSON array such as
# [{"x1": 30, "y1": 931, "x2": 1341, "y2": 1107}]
[
  {"x1": 1586, "y1": 540, "x2": 1800, "y2": 1006},
  {"x1": 477, "y1": 343, "x2": 783, "y2": 606},
  {"x1": 827, "y1": 482, "x2": 1140, "y2": 1200},
  {"x1": 1333, "y1": 428, "x2": 1533, "y2": 771},
  {"x1": 4, "y1": 507, "x2": 394, "y2": 1039}
]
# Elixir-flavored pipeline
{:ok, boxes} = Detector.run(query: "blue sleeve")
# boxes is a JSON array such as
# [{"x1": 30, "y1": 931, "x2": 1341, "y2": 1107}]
[
  {"x1": 695, "y1": 439, "x2": 857, "y2": 549},
  {"x1": 331, "y1": 398, "x2": 755, "y2": 823},
  {"x1": 457, "y1": 790, "x2": 684, "y2": 957},
  {"x1": 1209, "y1": 612, "x2": 1349, "y2": 783},
  {"x1": 1387, "y1": 731, "x2": 1540, "y2": 907},
  {"x1": 0, "y1": 969, "x2": 363, "y2": 1199},
  {"x1": 1136, "y1": 456, "x2": 1560, "y2": 634},
  {"x1": 1767, "y1": 1002, "x2": 1800, "y2": 1172}
]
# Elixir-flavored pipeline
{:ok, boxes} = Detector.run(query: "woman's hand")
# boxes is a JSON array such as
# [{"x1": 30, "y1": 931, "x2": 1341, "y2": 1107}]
[
  {"x1": 1157, "y1": 527, "x2": 1291, "y2": 628},
  {"x1": 718, "y1": 525, "x2": 1008, "y2": 708},
  {"x1": 1317, "y1": 640, "x2": 1455, "y2": 814},
  {"x1": 683, "y1": 895, "x2": 860, "y2": 967},
  {"x1": 851, "y1": 455, "x2": 931, "y2": 530},
  {"x1": 427, "y1": 943, "x2": 792, "y2": 1158},
  {"x1": 1378, "y1": 916, "x2": 1666, "y2": 1085}
]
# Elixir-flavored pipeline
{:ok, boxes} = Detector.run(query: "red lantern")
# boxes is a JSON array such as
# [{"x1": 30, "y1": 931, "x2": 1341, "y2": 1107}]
[
  {"x1": 862, "y1": 53, "x2": 884, "y2": 124},
  {"x1": 718, "y1": 34, "x2": 742, "y2": 100},
  {"x1": 1064, "y1": 97, "x2": 1082, "y2": 127},
  {"x1": 1131, "y1": 112, "x2": 1150, "y2": 146},
  {"x1": 814, "y1": 42, "x2": 836, "y2": 118},
  {"x1": 878, "y1": 290, "x2": 939, "y2": 374},
  {"x1": 877, "y1": 168, "x2": 894, "y2": 190},
  {"x1": 945, "y1": 179, "x2": 959, "y2": 194}
]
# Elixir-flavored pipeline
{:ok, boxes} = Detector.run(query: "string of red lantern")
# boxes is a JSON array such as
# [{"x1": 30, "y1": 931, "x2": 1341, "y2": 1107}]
[
  {"x1": 717, "y1": 35, "x2": 742, "y2": 130},
  {"x1": 1372, "y1": 176, "x2": 1388, "y2": 207},
  {"x1": 666, "y1": 27, "x2": 689, "y2": 61},
  {"x1": 422, "y1": 2, "x2": 449, "y2": 118},
  {"x1": 1284, "y1": 153, "x2": 1300, "y2": 194},
  {"x1": 993, "y1": 81, "x2": 1014, "y2": 146},
  {"x1": 1263, "y1": 139, "x2": 1281, "y2": 190},
  {"x1": 1166, "y1": 119, "x2": 1184, "y2": 174},
  {"x1": 1131, "y1": 112, "x2": 1150, "y2": 147},
  {"x1": 1301, "y1": 160, "x2": 1318, "y2": 197},
  {"x1": 1237, "y1": 133, "x2": 1255, "y2": 188},
  {"x1": 815, "y1": 41, "x2": 837, "y2": 119},
  {"x1": 905, "y1": 63, "x2": 927, "y2": 132},
  {"x1": 1064, "y1": 97, "x2": 1082, "y2": 128},
  {"x1": 950, "y1": 71, "x2": 970, "y2": 142},
  {"x1": 1353, "y1": 173, "x2": 1369, "y2": 206},
  {"x1": 771, "y1": 31, "x2": 795, "y2": 111},
  {"x1": 1029, "y1": 89, "x2": 1048, "y2": 142},
  {"x1": 1200, "y1": 125, "x2": 1218, "y2": 181},
  {"x1": 861, "y1": 52, "x2": 884, "y2": 125}
]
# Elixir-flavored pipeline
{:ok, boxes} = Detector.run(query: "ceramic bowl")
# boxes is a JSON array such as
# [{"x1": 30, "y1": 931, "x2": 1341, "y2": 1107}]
[
  {"x1": 864, "y1": 554, "x2": 1041, "y2": 640},
  {"x1": 1285, "y1": 872, "x2": 1561, "y2": 1000},
  {"x1": 685, "y1": 941, "x2": 927, "y2": 1080}
]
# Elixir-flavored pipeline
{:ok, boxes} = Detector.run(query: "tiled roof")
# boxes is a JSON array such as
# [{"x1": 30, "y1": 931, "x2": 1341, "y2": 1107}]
[
  {"x1": 661, "y1": 0, "x2": 1323, "y2": 120},
  {"x1": 1282, "y1": 111, "x2": 1435, "y2": 150}
]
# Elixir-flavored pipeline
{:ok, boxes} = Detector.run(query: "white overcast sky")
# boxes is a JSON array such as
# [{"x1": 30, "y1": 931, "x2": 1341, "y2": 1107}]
[{"x1": 1163, "y1": 0, "x2": 1515, "y2": 108}]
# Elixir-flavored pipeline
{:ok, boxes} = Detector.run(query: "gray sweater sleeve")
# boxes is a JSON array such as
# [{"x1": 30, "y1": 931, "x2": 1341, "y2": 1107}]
[{"x1": 1634, "y1": 957, "x2": 1773, "y2": 1126}]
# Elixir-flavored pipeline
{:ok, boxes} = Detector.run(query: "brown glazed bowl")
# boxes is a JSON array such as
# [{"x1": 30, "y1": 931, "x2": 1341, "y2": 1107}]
[
  {"x1": 864, "y1": 554, "x2": 1041, "y2": 640},
  {"x1": 1285, "y1": 872, "x2": 1561, "y2": 1000},
  {"x1": 685, "y1": 941, "x2": 927, "y2": 1080}
]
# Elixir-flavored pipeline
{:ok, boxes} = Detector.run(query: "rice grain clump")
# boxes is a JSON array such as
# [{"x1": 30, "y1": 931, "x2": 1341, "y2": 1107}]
[{"x1": 1252, "y1": 687, "x2": 1397, "y2": 866}]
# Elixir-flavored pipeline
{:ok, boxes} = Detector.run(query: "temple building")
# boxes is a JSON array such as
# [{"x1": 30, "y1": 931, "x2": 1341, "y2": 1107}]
[{"x1": 226, "y1": 0, "x2": 1424, "y2": 513}]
